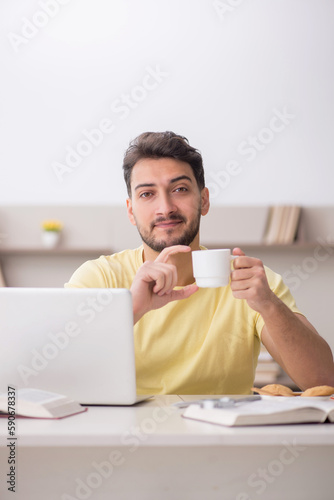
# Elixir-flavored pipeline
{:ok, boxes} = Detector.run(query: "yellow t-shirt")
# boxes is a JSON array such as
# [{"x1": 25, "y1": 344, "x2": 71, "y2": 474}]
[{"x1": 65, "y1": 246, "x2": 302, "y2": 395}]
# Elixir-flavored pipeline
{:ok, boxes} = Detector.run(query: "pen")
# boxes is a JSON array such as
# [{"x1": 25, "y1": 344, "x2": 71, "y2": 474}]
[{"x1": 174, "y1": 395, "x2": 261, "y2": 409}]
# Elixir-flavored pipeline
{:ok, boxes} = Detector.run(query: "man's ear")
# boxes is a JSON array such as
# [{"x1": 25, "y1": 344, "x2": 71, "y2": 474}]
[
  {"x1": 200, "y1": 187, "x2": 210, "y2": 216},
  {"x1": 126, "y1": 198, "x2": 136, "y2": 226}
]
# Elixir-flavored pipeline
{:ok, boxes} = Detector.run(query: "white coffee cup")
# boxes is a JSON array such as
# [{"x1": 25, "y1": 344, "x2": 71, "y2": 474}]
[{"x1": 192, "y1": 249, "x2": 235, "y2": 288}]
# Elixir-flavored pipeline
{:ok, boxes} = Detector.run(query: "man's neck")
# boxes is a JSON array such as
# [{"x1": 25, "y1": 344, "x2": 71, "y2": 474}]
[{"x1": 142, "y1": 239, "x2": 200, "y2": 286}]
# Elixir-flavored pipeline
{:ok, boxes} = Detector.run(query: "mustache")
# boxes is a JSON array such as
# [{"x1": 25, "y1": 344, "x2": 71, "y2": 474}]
[{"x1": 151, "y1": 214, "x2": 186, "y2": 229}]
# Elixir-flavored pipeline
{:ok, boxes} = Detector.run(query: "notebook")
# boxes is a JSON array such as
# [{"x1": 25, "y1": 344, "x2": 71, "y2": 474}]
[{"x1": 0, "y1": 287, "x2": 151, "y2": 405}]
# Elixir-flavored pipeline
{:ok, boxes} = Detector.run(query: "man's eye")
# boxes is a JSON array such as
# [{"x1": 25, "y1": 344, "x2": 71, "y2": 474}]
[
  {"x1": 139, "y1": 192, "x2": 152, "y2": 198},
  {"x1": 174, "y1": 187, "x2": 188, "y2": 193}
]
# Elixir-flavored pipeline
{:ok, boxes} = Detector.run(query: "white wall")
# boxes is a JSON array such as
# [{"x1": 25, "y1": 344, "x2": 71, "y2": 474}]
[{"x1": 1, "y1": 0, "x2": 334, "y2": 206}]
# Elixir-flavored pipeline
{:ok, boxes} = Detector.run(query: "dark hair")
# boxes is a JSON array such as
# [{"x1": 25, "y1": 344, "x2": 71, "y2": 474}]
[{"x1": 122, "y1": 131, "x2": 205, "y2": 197}]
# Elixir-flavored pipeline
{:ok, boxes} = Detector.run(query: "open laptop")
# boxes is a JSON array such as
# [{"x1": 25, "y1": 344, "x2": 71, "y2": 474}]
[{"x1": 0, "y1": 287, "x2": 152, "y2": 405}]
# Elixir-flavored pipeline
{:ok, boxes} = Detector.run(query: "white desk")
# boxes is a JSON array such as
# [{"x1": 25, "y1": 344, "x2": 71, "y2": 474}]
[{"x1": 1, "y1": 395, "x2": 334, "y2": 500}]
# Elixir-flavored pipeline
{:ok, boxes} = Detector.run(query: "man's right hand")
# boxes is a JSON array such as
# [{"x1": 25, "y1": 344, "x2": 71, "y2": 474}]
[{"x1": 130, "y1": 245, "x2": 198, "y2": 324}]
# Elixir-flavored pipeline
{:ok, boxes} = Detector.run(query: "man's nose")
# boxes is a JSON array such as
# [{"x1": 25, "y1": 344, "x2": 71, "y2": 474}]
[{"x1": 156, "y1": 193, "x2": 177, "y2": 217}]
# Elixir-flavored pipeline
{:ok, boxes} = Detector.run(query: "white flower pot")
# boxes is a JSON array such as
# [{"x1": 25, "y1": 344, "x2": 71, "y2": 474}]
[{"x1": 41, "y1": 231, "x2": 61, "y2": 248}]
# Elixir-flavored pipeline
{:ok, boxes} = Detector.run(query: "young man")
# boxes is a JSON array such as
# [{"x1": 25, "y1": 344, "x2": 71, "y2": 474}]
[{"x1": 65, "y1": 131, "x2": 334, "y2": 395}]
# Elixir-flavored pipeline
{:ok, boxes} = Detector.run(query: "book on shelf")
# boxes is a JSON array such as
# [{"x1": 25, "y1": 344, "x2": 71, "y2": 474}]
[
  {"x1": 280, "y1": 206, "x2": 302, "y2": 244},
  {"x1": 254, "y1": 346, "x2": 282, "y2": 385},
  {"x1": 182, "y1": 396, "x2": 334, "y2": 427},
  {"x1": 263, "y1": 205, "x2": 301, "y2": 245},
  {"x1": 253, "y1": 366, "x2": 282, "y2": 385},
  {"x1": 0, "y1": 262, "x2": 6, "y2": 287},
  {"x1": 263, "y1": 206, "x2": 284, "y2": 245},
  {"x1": 0, "y1": 388, "x2": 87, "y2": 419}
]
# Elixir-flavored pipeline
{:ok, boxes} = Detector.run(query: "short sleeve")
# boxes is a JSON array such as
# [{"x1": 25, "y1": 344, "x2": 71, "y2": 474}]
[{"x1": 64, "y1": 258, "x2": 116, "y2": 288}]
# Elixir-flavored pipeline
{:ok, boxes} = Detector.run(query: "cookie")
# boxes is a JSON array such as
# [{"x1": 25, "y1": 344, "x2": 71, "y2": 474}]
[
  {"x1": 301, "y1": 385, "x2": 334, "y2": 397},
  {"x1": 252, "y1": 384, "x2": 295, "y2": 396}
]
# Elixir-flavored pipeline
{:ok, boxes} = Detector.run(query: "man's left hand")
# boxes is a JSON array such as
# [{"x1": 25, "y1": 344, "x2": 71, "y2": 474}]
[{"x1": 230, "y1": 247, "x2": 276, "y2": 314}]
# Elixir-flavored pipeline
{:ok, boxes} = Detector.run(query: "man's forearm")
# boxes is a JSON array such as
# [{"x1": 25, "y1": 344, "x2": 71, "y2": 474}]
[{"x1": 261, "y1": 296, "x2": 334, "y2": 390}]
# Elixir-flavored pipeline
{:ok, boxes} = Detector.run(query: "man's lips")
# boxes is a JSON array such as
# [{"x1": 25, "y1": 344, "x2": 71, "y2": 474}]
[{"x1": 153, "y1": 220, "x2": 183, "y2": 229}]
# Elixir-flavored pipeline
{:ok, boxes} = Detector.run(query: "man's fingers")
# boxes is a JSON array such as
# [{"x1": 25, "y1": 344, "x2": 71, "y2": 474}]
[
  {"x1": 233, "y1": 256, "x2": 262, "y2": 270},
  {"x1": 232, "y1": 247, "x2": 246, "y2": 257},
  {"x1": 137, "y1": 247, "x2": 195, "y2": 299},
  {"x1": 155, "y1": 245, "x2": 192, "y2": 264},
  {"x1": 140, "y1": 262, "x2": 177, "y2": 295},
  {"x1": 231, "y1": 278, "x2": 252, "y2": 292},
  {"x1": 231, "y1": 268, "x2": 254, "y2": 281},
  {"x1": 168, "y1": 284, "x2": 199, "y2": 302},
  {"x1": 153, "y1": 265, "x2": 177, "y2": 295}
]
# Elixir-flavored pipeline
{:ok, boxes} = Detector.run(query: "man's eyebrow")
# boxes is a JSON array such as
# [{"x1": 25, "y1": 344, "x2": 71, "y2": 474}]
[
  {"x1": 134, "y1": 175, "x2": 193, "y2": 191},
  {"x1": 134, "y1": 182, "x2": 156, "y2": 191},
  {"x1": 170, "y1": 175, "x2": 193, "y2": 184}
]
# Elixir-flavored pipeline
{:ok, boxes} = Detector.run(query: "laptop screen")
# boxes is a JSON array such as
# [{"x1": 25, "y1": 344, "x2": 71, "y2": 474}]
[{"x1": 0, "y1": 288, "x2": 139, "y2": 405}]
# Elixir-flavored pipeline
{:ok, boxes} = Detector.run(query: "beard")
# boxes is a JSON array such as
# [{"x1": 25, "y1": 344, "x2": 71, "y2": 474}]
[{"x1": 134, "y1": 208, "x2": 201, "y2": 253}]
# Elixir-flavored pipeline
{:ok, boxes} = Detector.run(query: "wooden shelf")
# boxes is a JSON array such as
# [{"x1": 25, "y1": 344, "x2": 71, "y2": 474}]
[
  {"x1": 2, "y1": 243, "x2": 332, "y2": 256},
  {"x1": 204, "y1": 242, "x2": 333, "y2": 250},
  {"x1": 0, "y1": 247, "x2": 112, "y2": 256}
]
